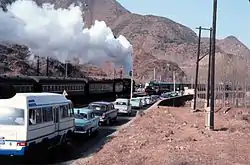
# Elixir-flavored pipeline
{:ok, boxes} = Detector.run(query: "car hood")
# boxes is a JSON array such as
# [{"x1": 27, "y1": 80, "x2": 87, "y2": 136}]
[{"x1": 74, "y1": 118, "x2": 89, "y2": 126}]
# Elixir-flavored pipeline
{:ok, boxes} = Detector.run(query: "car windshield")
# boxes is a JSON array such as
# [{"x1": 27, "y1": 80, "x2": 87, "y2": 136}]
[
  {"x1": 0, "y1": 107, "x2": 25, "y2": 125},
  {"x1": 116, "y1": 102, "x2": 127, "y2": 105},
  {"x1": 88, "y1": 104, "x2": 106, "y2": 111},
  {"x1": 131, "y1": 99, "x2": 139, "y2": 102},
  {"x1": 74, "y1": 113, "x2": 88, "y2": 119}
]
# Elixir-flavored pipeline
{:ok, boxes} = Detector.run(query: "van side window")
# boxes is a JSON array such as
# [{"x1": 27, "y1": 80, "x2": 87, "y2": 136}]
[
  {"x1": 29, "y1": 108, "x2": 42, "y2": 125},
  {"x1": 60, "y1": 105, "x2": 69, "y2": 118},
  {"x1": 29, "y1": 109, "x2": 36, "y2": 125},
  {"x1": 42, "y1": 107, "x2": 53, "y2": 122},
  {"x1": 36, "y1": 108, "x2": 42, "y2": 124},
  {"x1": 69, "y1": 103, "x2": 74, "y2": 117}
]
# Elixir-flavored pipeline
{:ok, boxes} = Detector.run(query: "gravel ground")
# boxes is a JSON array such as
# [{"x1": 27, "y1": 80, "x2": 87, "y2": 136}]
[{"x1": 74, "y1": 106, "x2": 250, "y2": 165}]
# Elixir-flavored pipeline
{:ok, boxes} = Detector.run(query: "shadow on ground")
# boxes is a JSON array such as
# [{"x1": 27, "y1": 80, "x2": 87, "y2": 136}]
[{"x1": 0, "y1": 128, "x2": 116, "y2": 165}]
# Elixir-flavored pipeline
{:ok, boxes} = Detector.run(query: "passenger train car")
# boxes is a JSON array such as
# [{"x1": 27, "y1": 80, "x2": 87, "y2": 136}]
[{"x1": 0, "y1": 75, "x2": 135, "y2": 103}]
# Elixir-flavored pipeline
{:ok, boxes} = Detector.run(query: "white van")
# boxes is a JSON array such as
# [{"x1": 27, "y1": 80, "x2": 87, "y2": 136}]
[{"x1": 0, "y1": 93, "x2": 75, "y2": 156}]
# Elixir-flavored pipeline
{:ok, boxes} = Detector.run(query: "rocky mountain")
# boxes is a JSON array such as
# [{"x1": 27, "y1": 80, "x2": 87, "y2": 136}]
[{"x1": 1, "y1": 0, "x2": 250, "y2": 83}]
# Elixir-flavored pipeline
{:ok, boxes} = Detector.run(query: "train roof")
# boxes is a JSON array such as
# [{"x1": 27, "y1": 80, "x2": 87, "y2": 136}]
[
  {"x1": 15, "y1": 92, "x2": 63, "y2": 97},
  {"x1": 0, "y1": 75, "x2": 134, "y2": 84},
  {"x1": 0, "y1": 75, "x2": 35, "y2": 82},
  {"x1": 30, "y1": 76, "x2": 88, "y2": 83}
]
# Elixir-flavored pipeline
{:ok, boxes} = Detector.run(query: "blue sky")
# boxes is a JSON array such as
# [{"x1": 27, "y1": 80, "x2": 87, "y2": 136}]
[{"x1": 117, "y1": 0, "x2": 250, "y2": 48}]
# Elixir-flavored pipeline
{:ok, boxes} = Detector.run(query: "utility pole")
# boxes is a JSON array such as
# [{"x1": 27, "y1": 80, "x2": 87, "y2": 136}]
[
  {"x1": 173, "y1": 71, "x2": 176, "y2": 92},
  {"x1": 193, "y1": 26, "x2": 212, "y2": 110},
  {"x1": 206, "y1": 28, "x2": 213, "y2": 107},
  {"x1": 193, "y1": 26, "x2": 202, "y2": 110},
  {"x1": 65, "y1": 61, "x2": 69, "y2": 78},
  {"x1": 36, "y1": 56, "x2": 40, "y2": 76},
  {"x1": 46, "y1": 57, "x2": 49, "y2": 76},
  {"x1": 113, "y1": 67, "x2": 116, "y2": 79},
  {"x1": 130, "y1": 70, "x2": 133, "y2": 99},
  {"x1": 153, "y1": 68, "x2": 156, "y2": 81},
  {"x1": 209, "y1": 0, "x2": 217, "y2": 130}
]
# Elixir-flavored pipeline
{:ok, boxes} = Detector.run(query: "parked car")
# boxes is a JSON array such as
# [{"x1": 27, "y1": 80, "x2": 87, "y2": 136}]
[
  {"x1": 73, "y1": 107, "x2": 100, "y2": 136},
  {"x1": 142, "y1": 96, "x2": 152, "y2": 105},
  {"x1": 136, "y1": 97, "x2": 146, "y2": 106},
  {"x1": 161, "y1": 91, "x2": 178, "y2": 98},
  {"x1": 114, "y1": 98, "x2": 132, "y2": 116},
  {"x1": 150, "y1": 95, "x2": 159, "y2": 103},
  {"x1": 130, "y1": 97, "x2": 143, "y2": 109},
  {"x1": 88, "y1": 101, "x2": 118, "y2": 125}
]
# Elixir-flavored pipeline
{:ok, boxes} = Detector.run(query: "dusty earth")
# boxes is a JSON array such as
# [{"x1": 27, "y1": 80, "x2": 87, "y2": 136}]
[{"x1": 73, "y1": 106, "x2": 250, "y2": 165}]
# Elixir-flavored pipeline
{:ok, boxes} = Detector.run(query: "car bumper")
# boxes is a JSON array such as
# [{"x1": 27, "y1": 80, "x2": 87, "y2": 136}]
[
  {"x1": 99, "y1": 118, "x2": 106, "y2": 122},
  {"x1": 74, "y1": 130, "x2": 87, "y2": 134},
  {"x1": 118, "y1": 109, "x2": 130, "y2": 113}
]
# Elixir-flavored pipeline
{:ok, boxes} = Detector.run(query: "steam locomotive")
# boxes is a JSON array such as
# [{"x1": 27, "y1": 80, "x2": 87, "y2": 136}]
[{"x1": 0, "y1": 75, "x2": 135, "y2": 104}]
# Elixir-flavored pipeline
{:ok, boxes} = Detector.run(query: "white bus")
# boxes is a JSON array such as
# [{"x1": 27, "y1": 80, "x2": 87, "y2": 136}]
[{"x1": 0, "y1": 93, "x2": 75, "y2": 156}]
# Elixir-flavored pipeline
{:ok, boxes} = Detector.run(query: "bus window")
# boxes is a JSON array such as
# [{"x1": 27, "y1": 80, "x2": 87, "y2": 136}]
[
  {"x1": 42, "y1": 107, "x2": 53, "y2": 122},
  {"x1": 60, "y1": 105, "x2": 69, "y2": 118},
  {"x1": 29, "y1": 108, "x2": 42, "y2": 125},
  {"x1": 69, "y1": 103, "x2": 74, "y2": 116}
]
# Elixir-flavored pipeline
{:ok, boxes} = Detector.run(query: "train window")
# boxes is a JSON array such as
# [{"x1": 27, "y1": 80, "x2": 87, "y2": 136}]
[
  {"x1": 42, "y1": 107, "x2": 53, "y2": 122},
  {"x1": 27, "y1": 86, "x2": 31, "y2": 92},
  {"x1": 42, "y1": 85, "x2": 48, "y2": 92},
  {"x1": 57, "y1": 85, "x2": 60, "y2": 91}
]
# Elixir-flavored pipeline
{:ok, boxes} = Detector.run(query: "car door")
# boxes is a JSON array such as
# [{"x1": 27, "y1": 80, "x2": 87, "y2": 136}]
[
  {"x1": 111, "y1": 103, "x2": 117, "y2": 118},
  {"x1": 88, "y1": 112, "x2": 94, "y2": 128},
  {"x1": 90, "y1": 112, "x2": 98, "y2": 129}
]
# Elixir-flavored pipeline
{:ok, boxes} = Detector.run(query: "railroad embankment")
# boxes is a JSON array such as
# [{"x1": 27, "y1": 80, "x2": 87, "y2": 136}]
[{"x1": 74, "y1": 102, "x2": 250, "y2": 165}]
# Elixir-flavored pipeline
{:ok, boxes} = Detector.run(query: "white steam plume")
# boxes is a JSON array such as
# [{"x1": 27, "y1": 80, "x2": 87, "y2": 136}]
[{"x1": 0, "y1": 0, "x2": 133, "y2": 73}]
